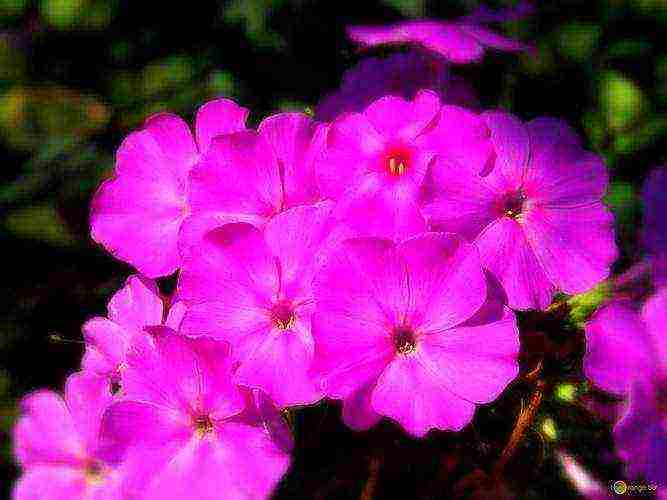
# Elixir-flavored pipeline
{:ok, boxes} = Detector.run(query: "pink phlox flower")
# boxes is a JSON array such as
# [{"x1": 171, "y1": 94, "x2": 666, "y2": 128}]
[
  {"x1": 316, "y1": 51, "x2": 478, "y2": 122},
  {"x1": 99, "y1": 328, "x2": 291, "y2": 499},
  {"x1": 178, "y1": 201, "x2": 351, "y2": 408},
  {"x1": 13, "y1": 372, "x2": 124, "y2": 500},
  {"x1": 180, "y1": 111, "x2": 326, "y2": 256},
  {"x1": 316, "y1": 91, "x2": 493, "y2": 241},
  {"x1": 310, "y1": 232, "x2": 520, "y2": 437},
  {"x1": 423, "y1": 112, "x2": 617, "y2": 310},
  {"x1": 82, "y1": 275, "x2": 183, "y2": 395},
  {"x1": 347, "y1": 3, "x2": 532, "y2": 64},
  {"x1": 90, "y1": 99, "x2": 249, "y2": 277}
]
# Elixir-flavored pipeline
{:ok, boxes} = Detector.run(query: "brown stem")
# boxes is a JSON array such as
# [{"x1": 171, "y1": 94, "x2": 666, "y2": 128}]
[
  {"x1": 492, "y1": 379, "x2": 546, "y2": 479},
  {"x1": 360, "y1": 455, "x2": 382, "y2": 500}
]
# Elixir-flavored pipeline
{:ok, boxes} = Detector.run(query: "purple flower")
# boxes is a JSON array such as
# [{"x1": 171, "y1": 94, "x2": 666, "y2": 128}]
[
  {"x1": 347, "y1": 4, "x2": 531, "y2": 65},
  {"x1": 90, "y1": 99, "x2": 249, "y2": 278},
  {"x1": 82, "y1": 275, "x2": 183, "y2": 393},
  {"x1": 100, "y1": 329, "x2": 291, "y2": 499},
  {"x1": 178, "y1": 201, "x2": 350, "y2": 408},
  {"x1": 13, "y1": 372, "x2": 123, "y2": 500},
  {"x1": 180, "y1": 112, "x2": 326, "y2": 254},
  {"x1": 424, "y1": 113, "x2": 617, "y2": 310},
  {"x1": 316, "y1": 91, "x2": 493, "y2": 241},
  {"x1": 311, "y1": 233, "x2": 519, "y2": 437},
  {"x1": 316, "y1": 51, "x2": 478, "y2": 122},
  {"x1": 584, "y1": 288, "x2": 667, "y2": 489},
  {"x1": 642, "y1": 166, "x2": 667, "y2": 287},
  {"x1": 583, "y1": 300, "x2": 655, "y2": 397}
]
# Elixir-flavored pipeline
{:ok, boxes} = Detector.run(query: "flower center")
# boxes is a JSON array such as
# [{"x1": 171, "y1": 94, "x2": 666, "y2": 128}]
[
  {"x1": 393, "y1": 326, "x2": 416, "y2": 355},
  {"x1": 85, "y1": 462, "x2": 104, "y2": 485},
  {"x1": 501, "y1": 190, "x2": 526, "y2": 219},
  {"x1": 387, "y1": 155, "x2": 408, "y2": 176},
  {"x1": 194, "y1": 414, "x2": 214, "y2": 436},
  {"x1": 271, "y1": 301, "x2": 296, "y2": 331}
]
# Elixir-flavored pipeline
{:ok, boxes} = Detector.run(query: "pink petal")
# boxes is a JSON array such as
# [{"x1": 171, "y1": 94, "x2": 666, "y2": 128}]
[
  {"x1": 642, "y1": 288, "x2": 667, "y2": 368},
  {"x1": 476, "y1": 217, "x2": 555, "y2": 310},
  {"x1": 522, "y1": 204, "x2": 617, "y2": 294},
  {"x1": 258, "y1": 112, "x2": 324, "y2": 207},
  {"x1": 311, "y1": 238, "x2": 401, "y2": 398},
  {"x1": 136, "y1": 113, "x2": 197, "y2": 181},
  {"x1": 482, "y1": 110, "x2": 529, "y2": 189},
  {"x1": 81, "y1": 318, "x2": 130, "y2": 377},
  {"x1": 584, "y1": 301, "x2": 653, "y2": 396},
  {"x1": 363, "y1": 91, "x2": 441, "y2": 142},
  {"x1": 422, "y1": 158, "x2": 498, "y2": 239},
  {"x1": 13, "y1": 466, "x2": 87, "y2": 500},
  {"x1": 460, "y1": 24, "x2": 529, "y2": 52},
  {"x1": 164, "y1": 300, "x2": 187, "y2": 331},
  {"x1": 417, "y1": 23, "x2": 485, "y2": 63},
  {"x1": 315, "y1": 113, "x2": 385, "y2": 199},
  {"x1": 106, "y1": 275, "x2": 163, "y2": 333},
  {"x1": 90, "y1": 174, "x2": 185, "y2": 278},
  {"x1": 420, "y1": 304, "x2": 519, "y2": 403},
  {"x1": 234, "y1": 327, "x2": 323, "y2": 408},
  {"x1": 194, "y1": 98, "x2": 249, "y2": 153},
  {"x1": 123, "y1": 331, "x2": 246, "y2": 419},
  {"x1": 140, "y1": 424, "x2": 290, "y2": 500},
  {"x1": 64, "y1": 372, "x2": 113, "y2": 454},
  {"x1": 418, "y1": 105, "x2": 494, "y2": 175},
  {"x1": 264, "y1": 201, "x2": 346, "y2": 300},
  {"x1": 236, "y1": 389, "x2": 294, "y2": 453},
  {"x1": 342, "y1": 384, "x2": 382, "y2": 431},
  {"x1": 398, "y1": 232, "x2": 487, "y2": 332},
  {"x1": 371, "y1": 351, "x2": 476, "y2": 437},
  {"x1": 178, "y1": 223, "x2": 278, "y2": 308},
  {"x1": 13, "y1": 391, "x2": 85, "y2": 467},
  {"x1": 186, "y1": 131, "x2": 282, "y2": 238},
  {"x1": 99, "y1": 401, "x2": 190, "y2": 464}
]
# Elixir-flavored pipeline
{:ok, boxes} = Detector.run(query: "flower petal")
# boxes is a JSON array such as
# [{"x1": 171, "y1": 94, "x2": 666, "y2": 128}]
[
  {"x1": 371, "y1": 351, "x2": 476, "y2": 436},
  {"x1": 476, "y1": 217, "x2": 555, "y2": 310},
  {"x1": 194, "y1": 98, "x2": 249, "y2": 153}
]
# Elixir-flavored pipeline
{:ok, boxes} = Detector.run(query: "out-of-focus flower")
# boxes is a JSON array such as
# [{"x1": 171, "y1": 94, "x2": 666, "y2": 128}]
[
  {"x1": 347, "y1": 3, "x2": 531, "y2": 64},
  {"x1": 584, "y1": 288, "x2": 667, "y2": 491},
  {"x1": 311, "y1": 233, "x2": 519, "y2": 436},
  {"x1": 178, "y1": 202, "x2": 351, "y2": 408},
  {"x1": 82, "y1": 275, "x2": 182, "y2": 394},
  {"x1": 181, "y1": 112, "x2": 326, "y2": 254},
  {"x1": 315, "y1": 91, "x2": 493, "y2": 241},
  {"x1": 424, "y1": 113, "x2": 617, "y2": 310},
  {"x1": 315, "y1": 51, "x2": 478, "y2": 122},
  {"x1": 642, "y1": 166, "x2": 667, "y2": 287},
  {"x1": 90, "y1": 99, "x2": 249, "y2": 278},
  {"x1": 556, "y1": 451, "x2": 608, "y2": 500},
  {"x1": 13, "y1": 372, "x2": 123, "y2": 500},
  {"x1": 100, "y1": 329, "x2": 291, "y2": 499}
]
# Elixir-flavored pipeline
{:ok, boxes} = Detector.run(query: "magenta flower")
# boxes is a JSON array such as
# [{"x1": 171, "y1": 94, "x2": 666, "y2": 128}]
[
  {"x1": 642, "y1": 166, "x2": 667, "y2": 287},
  {"x1": 583, "y1": 300, "x2": 653, "y2": 396},
  {"x1": 316, "y1": 91, "x2": 493, "y2": 241},
  {"x1": 90, "y1": 99, "x2": 249, "y2": 277},
  {"x1": 180, "y1": 112, "x2": 325, "y2": 254},
  {"x1": 424, "y1": 113, "x2": 617, "y2": 310},
  {"x1": 347, "y1": 3, "x2": 531, "y2": 64},
  {"x1": 100, "y1": 329, "x2": 291, "y2": 499},
  {"x1": 584, "y1": 288, "x2": 667, "y2": 489},
  {"x1": 13, "y1": 372, "x2": 123, "y2": 500},
  {"x1": 82, "y1": 274, "x2": 184, "y2": 393},
  {"x1": 316, "y1": 51, "x2": 478, "y2": 122},
  {"x1": 311, "y1": 233, "x2": 520, "y2": 437},
  {"x1": 178, "y1": 201, "x2": 350, "y2": 408}
]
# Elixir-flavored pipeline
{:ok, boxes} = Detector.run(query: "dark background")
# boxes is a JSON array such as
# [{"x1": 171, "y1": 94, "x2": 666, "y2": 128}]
[{"x1": 1, "y1": 0, "x2": 665, "y2": 497}]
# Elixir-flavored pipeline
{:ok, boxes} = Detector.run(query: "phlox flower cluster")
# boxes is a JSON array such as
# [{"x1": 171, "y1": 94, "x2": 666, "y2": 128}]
[{"x1": 15, "y1": 3, "x2": 656, "y2": 499}]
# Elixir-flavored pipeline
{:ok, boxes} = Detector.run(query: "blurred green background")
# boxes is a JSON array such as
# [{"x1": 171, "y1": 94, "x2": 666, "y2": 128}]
[{"x1": 0, "y1": 0, "x2": 665, "y2": 497}]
